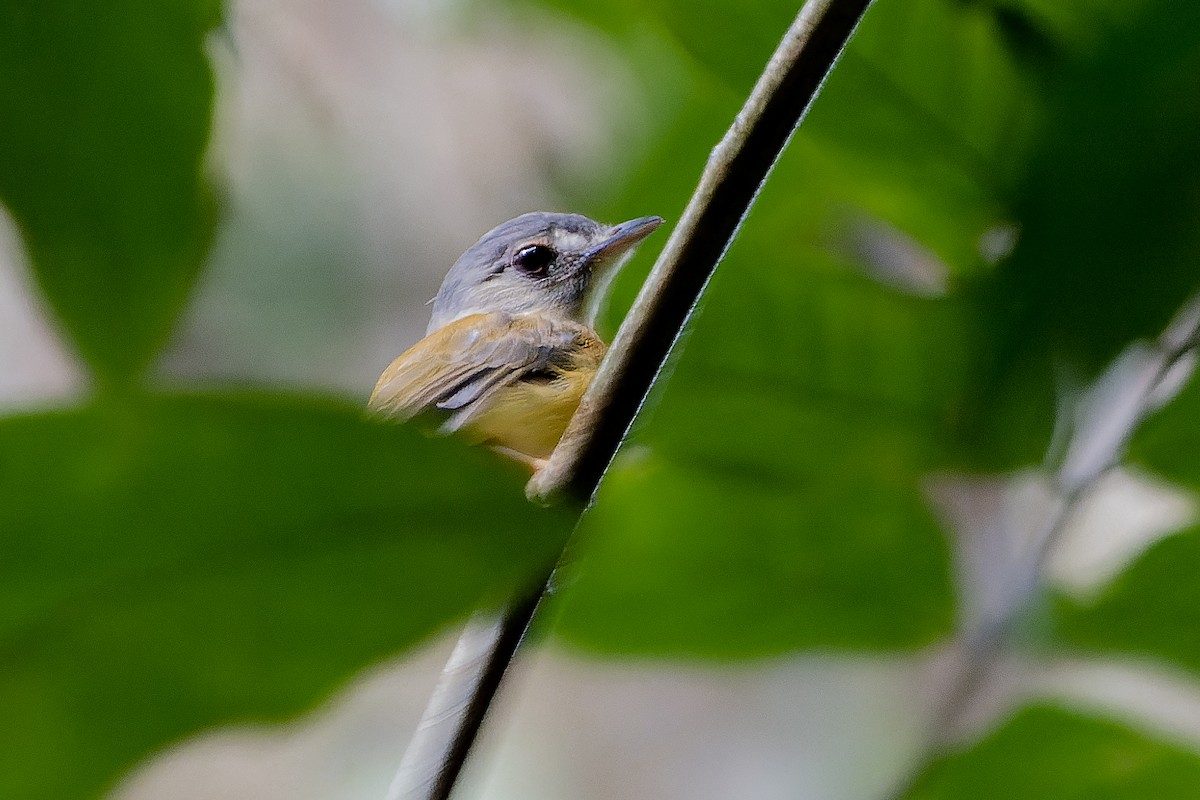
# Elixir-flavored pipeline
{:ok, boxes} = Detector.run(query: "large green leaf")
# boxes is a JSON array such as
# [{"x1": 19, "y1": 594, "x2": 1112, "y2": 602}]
[
  {"x1": 0, "y1": 0, "x2": 220, "y2": 382},
  {"x1": 553, "y1": 149, "x2": 965, "y2": 656},
  {"x1": 582, "y1": 0, "x2": 1056, "y2": 472},
  {"x1": 1053, "y1": 524, "x2": 1200, "y2": 679},
  {"x1": 905, "y1": 704, "x2": 1200, "y2": 799},
  {"x1": 554, "y1": 406, "x2": 955, "y2": 656},
  {"x1": 805, "y1": 0, "x2": 1035, "y2": 270},
  {"x1": 589, "y1": 0, "x2": 1037, "y2": 282},
  {"x1": 0, "y1": 393, "x2": 572, "y2": 800}
]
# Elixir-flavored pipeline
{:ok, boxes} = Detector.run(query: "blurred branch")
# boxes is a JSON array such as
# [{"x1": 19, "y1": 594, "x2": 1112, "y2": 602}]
[
  {"x1": 383, "y1": 1, "x2": 874, "y2": 798},
  {"x1": 885, "y1": 291, "x2": 1200, "y2": 799}
]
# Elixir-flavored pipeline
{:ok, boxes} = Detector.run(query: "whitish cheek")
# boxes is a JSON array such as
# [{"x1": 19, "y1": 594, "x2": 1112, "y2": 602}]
[{"x1": 555, "y1": 232, "x2": 592, "y2": 252}]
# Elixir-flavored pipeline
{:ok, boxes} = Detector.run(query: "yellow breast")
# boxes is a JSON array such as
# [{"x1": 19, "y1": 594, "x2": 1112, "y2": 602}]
[{"x1": 464, "y1": 334, "x2": 604, "y2": 460}]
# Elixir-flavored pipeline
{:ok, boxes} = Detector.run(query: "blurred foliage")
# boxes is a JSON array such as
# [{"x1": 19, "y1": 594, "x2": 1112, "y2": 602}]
[
  {"x1": 1131, "y1": 373, "x2": 1200, "y2": 491},
  {"x1": 551, "y1": 0, "x2": 1200, "y2": 656},
  {"x1": 556, "y1": 156, "x2": 964, "y2": 653},
  {"x1": 0, "y1": 4, "x2": 564, "y2": 797},
  {"x1": 1, "y1": 0, "x2": 1200, "y2": 795},
  {"x1": 906, "y1": 704, "x2": 1200, "y2": 799},
  {"x1": 1050, "y1": 347, "x2": 1200, "y2": 678},
  {"x1": 1055, "y1": 524, "x2": 1200, "y2": 678},
  {"x1": 0, "y1": 394, "x2": 571, "y2": 799},
  {"x1": 984, "y1": 0, "x2": 1200, "y2": 398},
  {"x1": 0, "y1": 0, "x2": 221, "y2": 382},
  {"x1": 554, "y1": 0, "x2": 1200, "y2": 791}
]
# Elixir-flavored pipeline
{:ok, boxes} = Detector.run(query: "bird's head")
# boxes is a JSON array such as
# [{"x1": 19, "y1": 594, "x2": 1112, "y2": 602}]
[{"x1": 427, "y1": 211, "x2": 663, "y2": 333}]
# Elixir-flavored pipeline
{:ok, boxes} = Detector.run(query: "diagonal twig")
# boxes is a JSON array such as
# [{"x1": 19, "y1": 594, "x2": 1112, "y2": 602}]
[{"x1": 384, "y1": 2, "x2": 875, "y2": 798}]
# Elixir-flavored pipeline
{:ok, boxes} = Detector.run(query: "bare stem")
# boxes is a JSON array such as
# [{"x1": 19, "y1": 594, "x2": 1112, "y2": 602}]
[
  {"x1": 384, "y1": 1, "x2": 875, "y2": 798},
  {"x1": 383, "y1": 586, "x2": 545, "y2": 800}
]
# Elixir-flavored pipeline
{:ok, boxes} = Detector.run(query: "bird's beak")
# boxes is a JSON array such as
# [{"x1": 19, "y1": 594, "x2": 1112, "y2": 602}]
[{"x1": 582, "y1": 215, "x2": 664, "y2": 266}]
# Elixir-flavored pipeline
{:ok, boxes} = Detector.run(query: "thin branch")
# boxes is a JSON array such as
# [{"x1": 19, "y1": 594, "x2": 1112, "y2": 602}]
[
  {"x1": 384, "y1": 1, "x2": 875, "y2": 799},
  {"x1": 883, "y1": 291, "x2": 1200, "y2": 800},
  {"x1": 383, "y1": 589, "x2": 543, "y2": 800}
]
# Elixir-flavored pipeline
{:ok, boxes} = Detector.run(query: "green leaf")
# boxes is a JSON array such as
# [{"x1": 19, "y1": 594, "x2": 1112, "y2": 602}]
[
  {"x1": 906, "y1": 704, "x2": 1200, "y2": 799},
  {"x1": 555, "y1": 419, "x2": 954, "y2": 656},
  {"x1": 1130, "y1": 375, "x2": 1200, "y2": 491},
  {"x1": 1053, "y1": 525, "x2": 1200, "y2": 679},
  {"x1": 982, "y1": 2, "x2": 1200, "y2": 378},
  {"x1": 595, "y1": 0, "x2": 1038, "y2": 278},
  {"x1": 0, "y1": 0, "x2": 221, "y2": 382},
  {"x1": 805, "y1": 0, "x2": 1036, "y2": 270},
  {"x1": 547, "y1": 0, "x2": 1065, "y2": 656},
  {"x1": 553, "y1": 159, "x2": 963, "y2": 656},
  {"x1": 930, "y1": 0, "x2": 1200, "y2": 469},
  {"x1": 0, "y1": 393, "x2": 571, "y2": 800},
  {"x1": 581, "y1": 0, "x2": 1056, "y2": 469}
]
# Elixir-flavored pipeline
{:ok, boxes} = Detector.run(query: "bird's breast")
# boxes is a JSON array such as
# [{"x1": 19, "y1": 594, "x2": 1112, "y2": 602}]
[{"x1": 464, "y1": 336, "x2": 603, "y2": 460}]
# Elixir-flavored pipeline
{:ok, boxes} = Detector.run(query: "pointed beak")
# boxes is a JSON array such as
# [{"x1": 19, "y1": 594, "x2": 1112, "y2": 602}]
[{"x1": 582, "y1": 215, "x2": 664, "y2": 266}]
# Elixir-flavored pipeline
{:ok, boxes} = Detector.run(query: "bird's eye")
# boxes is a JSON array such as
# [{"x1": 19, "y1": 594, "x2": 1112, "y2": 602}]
[{"x1": 511, "y1": 244, "x2": 556, "y2": 276}]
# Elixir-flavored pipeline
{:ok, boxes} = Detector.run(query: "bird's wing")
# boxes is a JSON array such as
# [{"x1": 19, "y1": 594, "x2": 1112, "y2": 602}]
[{"x1": 368, "y1": 312, "x2": 587, "y2": 427}]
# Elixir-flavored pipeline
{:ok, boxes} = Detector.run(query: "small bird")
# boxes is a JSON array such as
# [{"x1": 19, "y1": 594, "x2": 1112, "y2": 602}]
[{"x1": 369, "y1": 211, "x2": 663, "y2": 470}]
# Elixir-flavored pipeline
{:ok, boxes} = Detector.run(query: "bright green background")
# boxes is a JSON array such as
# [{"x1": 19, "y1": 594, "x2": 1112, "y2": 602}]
[{"x1": 2, "y1": 0, "x2": 1200, "y2": 796}]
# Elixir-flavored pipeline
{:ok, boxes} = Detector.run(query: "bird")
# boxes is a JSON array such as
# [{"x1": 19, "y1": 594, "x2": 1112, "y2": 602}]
[{"x1": 369, "y1": 211, "x2": 663, "y2": 471}]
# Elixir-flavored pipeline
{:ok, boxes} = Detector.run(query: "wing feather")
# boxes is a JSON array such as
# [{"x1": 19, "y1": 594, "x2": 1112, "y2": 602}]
[{"x1": 368, "y1": 312, "x2": 587, "y2": 426}]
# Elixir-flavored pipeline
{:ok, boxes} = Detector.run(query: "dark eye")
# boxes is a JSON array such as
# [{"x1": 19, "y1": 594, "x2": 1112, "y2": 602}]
[{"x1": 511, "y1": 244, "x2": 556, "y2": 276}]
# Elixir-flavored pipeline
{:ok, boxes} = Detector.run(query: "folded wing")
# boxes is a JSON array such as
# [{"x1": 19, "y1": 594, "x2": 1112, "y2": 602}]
[{"x1": 368, "y1": 312, "x2": 594, "y2": 434}]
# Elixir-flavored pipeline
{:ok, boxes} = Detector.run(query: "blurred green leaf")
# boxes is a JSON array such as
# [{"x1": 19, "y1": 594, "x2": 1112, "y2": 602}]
[
  {"x1": 1129, "y1": 374, "x2": 1200, "y2": 491},
  {"x1": 0, "y1": 0, "x2": 220, "y2": 382},
  {"x1": 805, "y1": 0, "x2": 1035, "y2": 270},
  {"x1": 993, "y1": 0, "x2": 1152, "y2": 57},
  {"x1": 1054, "y1": 524, "x2": 1200, "y2": 679},
  {"x1": 555, "y1": 405, "x2": 954, "y2": 656},
  {"x1": 0, "y1": 393, "x2": 571, "y2": 800},
  {"x1": 548, "y1": 0, "x2": 1052, "y2": 656},
  {"x1": 553, "y1": 149, "x2": 965, "y2": 655},
  {"x1": 978, "y1": 0, "x2": 1200, "y2": 406},
  {"x1": 584, "y1": 0, "x2": 1055, "y2": 473},
  {"x1": 906, "y1": 704, "x2": 1200, "y2": 799},
  {"x1": 647, "y1": 0, "x2": 798, "y2": 94},
  {"x1": 592, "y1": 0, "x2": 1038, "y2": 279},
  {"x1": 520, "y1": 0, "x2": 791, "y2": 94},
  {"x1": 596, "y1": 0, "x2": 1200, "y2": 475},
  {"x1": 936, "y1": 0, "x2": 1200, "y2": 469}
]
